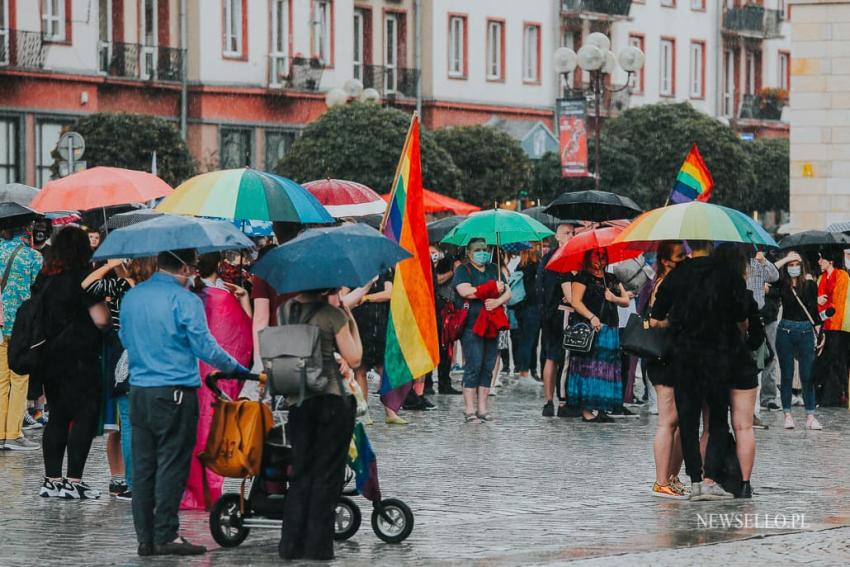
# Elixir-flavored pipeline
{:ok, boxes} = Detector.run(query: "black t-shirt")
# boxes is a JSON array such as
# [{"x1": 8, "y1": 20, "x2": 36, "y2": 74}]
[
  {"x1": 538, "y1": 248, "x2": 572, "y2": 323},
  {"x1": 518, "y1": 260, "x2": 539, "y2": 305},
  {"x1": 35, "y1": 269, "x2": 103, "y2": 360},
  {"x1": 434, "y1": 256, "x2": 455, "y2": 304},
  {"x1": 353, "y1": 270, "x2": 393, "y2": 341},
  {"x1": 777, "y1": 279, "x2": 818, "y2": 323},
  {"x1": 571, "y1": 270, "x2": 622, "y2": 327}
]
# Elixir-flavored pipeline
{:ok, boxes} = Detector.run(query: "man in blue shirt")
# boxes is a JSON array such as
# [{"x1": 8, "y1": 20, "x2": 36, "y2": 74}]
[{"x1": 120, "y1": 248, "x2": 248, "y2": 557}]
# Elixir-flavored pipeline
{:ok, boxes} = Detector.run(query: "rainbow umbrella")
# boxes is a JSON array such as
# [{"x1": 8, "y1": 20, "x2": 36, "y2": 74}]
[
  {"x1": 156, "y1": 168, "x2": 334, "y2": 224},
  {"x1": 612, "y1": 201, "x2": 777, "y2": 247}
]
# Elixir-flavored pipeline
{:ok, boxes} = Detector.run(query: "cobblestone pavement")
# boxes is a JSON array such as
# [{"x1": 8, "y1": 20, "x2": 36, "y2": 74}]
[{"x1": 1, "y1": 376, "x2": 849, "y2": 566}]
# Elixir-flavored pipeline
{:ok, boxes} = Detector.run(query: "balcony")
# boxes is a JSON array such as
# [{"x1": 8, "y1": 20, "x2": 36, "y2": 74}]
[
  {"x1": 267, "y1": 56, "x2": 323, "y2": 91},
  {"x1": 738, "y1": 93, "x2": 787, "y2": 122},
  {"x1": 561, "y1": 0, "x2": 632, "y2": 19},
  {"x1": 722, "y1": 6, "x2": 783, "y2": 39},
  {"x1": 361, "y1": 64, "x2": 419, "y2": 99},
  {"x1": 0, "y1": 30, "x2": 46, "y2": 70},
  {"x1": 98, "y1": 42, "x2": 184, "y2": 82}
]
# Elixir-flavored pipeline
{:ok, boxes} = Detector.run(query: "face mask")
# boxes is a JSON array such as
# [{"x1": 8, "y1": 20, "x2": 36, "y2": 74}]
[
  {"x1": 431, "y1": 252, "x2": 441, "y2": 264},
  {"x1": 787, "y1": 266, "x2": 802, "y2": 278},
  {"x1": 472, "y1": 250, "x2": 491, "y2": 265}
]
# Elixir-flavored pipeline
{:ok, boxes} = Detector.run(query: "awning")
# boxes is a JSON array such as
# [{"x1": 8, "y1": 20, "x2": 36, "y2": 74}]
[{"x1": 383, "y1": 188, "x2": 480, "y2": 216}]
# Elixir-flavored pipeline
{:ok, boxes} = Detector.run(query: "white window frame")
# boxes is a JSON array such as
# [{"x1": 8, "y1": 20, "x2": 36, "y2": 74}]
[
  {"x1": 312, "y1": 0, "x2": 331, "y2": 65},
  {"x1": 353, "y1": 9, "x2": 364, "y2": 80},
  {"x1": 628, "y1": 35, "x2": 644, "y2": 92},
  {"x1": 689, "y1": 42, "x2": 703, "y2": 98},
  {"x1": 746, "y1": 51, "x2": 756, "y2": 95},
  {"x1": 140, "y1": 0, "x2": 158, "y2": 80},
  {"x1": 660, "y1": 39, "x2": 674, "y2": 96},
  {"x1": 97, "y1": 0, "x2": 113, "y2": 74},
  {"x1": 0, "y1": 117, "x2": 18, "y2": 184},
  {"x1": 270, "y1": 0, "x2": 290, "y2": 85},
  {"x1": 36, "y1": 121, "x2": 69, "y2": 188},
  {"x1": 523, "y1": 25, "x2": 539, "y2": 83},
  {"x1": 448, "y1": 15, "x2": 465, "y2": 78},
  {"x1": 486, "y1": 20, "x2": 503, "y2": 81},
  {"x1": 224, "y1": 0, "x2": 242, "y2": 57},
  {"x1": 42, "y1": 0, "x2": 65, "y2": 42},
  {"x1": 723, "y1": 48, "x2": 735, "y2": 117},
  {"x1": 384, "y1": 13, "x2": 398, "y2": 93},
  {"x1": 778, "y1": 52, "x2": 789, "y2": 91},
  {"x1": 690, "y1": 0, "x2": 704, "y2": 9}
]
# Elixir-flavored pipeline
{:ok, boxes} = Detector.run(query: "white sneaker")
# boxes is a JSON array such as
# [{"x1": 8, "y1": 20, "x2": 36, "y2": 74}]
[
  {"x1": 649, "y1": 404, "x2": 659, "y2": 415},
  {"x1": 806, "y1": 416, "x2": 823, "y2": 430},
  {"x1": 59, "y1": 479, "x2": 101, "y2": 500},
  {"x1": 39, "y1": 478, "x2": 64, "y2": 498},
  {"x1": 690, "y1": 481, "x2": 734, "y2": 501},
  {"x1": 5, "y1": 436, "x2": 40, "y2": 451},
  {"x1": 784, "y1": 414, "x2": 795, "y2": 429}
]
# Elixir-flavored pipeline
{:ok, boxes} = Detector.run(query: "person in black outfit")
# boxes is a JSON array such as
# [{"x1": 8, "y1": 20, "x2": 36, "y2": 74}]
[
  {"x1": 432, "y1": 245, "x2": 461, "y2": 394},
  {"x1": 651, "y1": 241, "x2": 749, "y2": 500}
]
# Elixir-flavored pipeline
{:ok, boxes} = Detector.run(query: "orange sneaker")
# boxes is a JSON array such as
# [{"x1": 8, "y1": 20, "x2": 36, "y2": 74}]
[{"x1": 651, "y1": 482, "x2": 688, "y2": 500}]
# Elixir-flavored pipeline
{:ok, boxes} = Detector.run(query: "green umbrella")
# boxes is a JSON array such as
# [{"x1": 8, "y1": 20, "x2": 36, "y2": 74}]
[{"x1": 440, "y1": 209, "x2": 554, "y2": 247}]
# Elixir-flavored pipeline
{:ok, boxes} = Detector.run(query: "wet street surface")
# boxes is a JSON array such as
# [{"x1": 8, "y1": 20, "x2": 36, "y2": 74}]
[{"x1": 2, "y1": 376, "x2": 849, "y2": 566}]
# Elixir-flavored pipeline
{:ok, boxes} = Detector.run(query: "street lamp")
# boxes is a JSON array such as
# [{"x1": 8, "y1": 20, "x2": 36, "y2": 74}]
[{"x1": 553, "y1": 32, "x2": 645, "y2": 190}]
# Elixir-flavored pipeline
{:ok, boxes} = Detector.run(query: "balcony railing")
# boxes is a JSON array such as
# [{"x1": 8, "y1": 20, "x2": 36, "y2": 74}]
[
  {"x1": 361, "y1": 64, "x2": 419, "y2": 99},
  {"x1": 561, "y1": 0, "x2": 632, "y2": 18},
  {"x1": 276, "y1": 56, "x2": 324, "y2": 91},
  {"x1": 739, "y1": 94, "x2": 786, "y2": 121},
  {"x1": 723, "y1": 6, "x2": 783, "y2": 39},
  {"x1": 0, "y1": 30, "x2": 46, "y2": 70},
  {"x1": 98, "y1": 42, "x2": 184, "y2": 82}
]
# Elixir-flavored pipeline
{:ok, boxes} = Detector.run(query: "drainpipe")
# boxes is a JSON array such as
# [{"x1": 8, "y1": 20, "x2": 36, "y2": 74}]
[
  {"x1": 414, "y1": 0, "x2": 422, "y2": 119},
  {"x1": 716, "y1": 3, "x2": 723, "y2": 119},
  {"x1": 180, "y1": 0, "x2": 188, "y2": 139}
]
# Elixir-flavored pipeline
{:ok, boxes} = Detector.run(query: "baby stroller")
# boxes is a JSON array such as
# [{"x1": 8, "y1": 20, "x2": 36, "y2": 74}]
[{"x1": 205, "y1": 372, "x2": 414, "y2": 547}]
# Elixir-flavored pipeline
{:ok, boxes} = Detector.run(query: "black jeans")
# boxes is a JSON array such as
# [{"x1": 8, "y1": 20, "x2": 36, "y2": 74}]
[
  {"x1": 130, "y1": 386, "x2": 199, "y2": 546},
  {"x1": 42, "y1": 387, "x2": 99, "y2": 479},
  {"x1": 815, "y1": 331, "x2": 850, "y2": 406},
  {"x1": 279, "y1": 395, "x2": 355, "y2": 560}
]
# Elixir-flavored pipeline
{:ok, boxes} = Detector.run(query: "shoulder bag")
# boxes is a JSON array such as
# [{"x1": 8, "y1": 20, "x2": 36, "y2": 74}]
[
  {"x1": 620, "y1": 313, "x2": 673, "y2": 361},
  {"x1": 563, "y1": 277, "x2": 606, "y2": 354},
  {"x1": 790, "y1": 283, "x2": 826, "y2": 355}
]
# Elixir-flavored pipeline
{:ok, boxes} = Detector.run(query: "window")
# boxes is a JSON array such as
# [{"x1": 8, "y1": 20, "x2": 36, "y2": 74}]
[
  {"x1": 690, "y1": 0, "x2": 704, "y2": 9},
  {"x1": 689, "y1": 41, "x2": 705, "y2": 98},
  {"x1": 141, "y1": 0, "x2": 157, "y2": 79},
  {"x1": 523, "y1": 24, "x2": 541, "y2": 84},
  {"x1": 0, "y1": 118, "x2": 18, "y2": 184},
  {"x1": 265, "y1": 130, "x2": 296, "y2": 170},
  {"x1": 271, "y1": 0, "x2": 290, "y2": 85},
  {"x1": 353, "y1": 9, "x2": 364, "y2": 80},
  {"x1": 745, "y1": 51, "x2": 756, "y2": 95},
  {"x1": 486, "y1": 20, "x2": 504, "y2": 81},
  {"x1": 98, "y1": 0, "x2": 112, "y2": 74},
  {"x1": 448, "y1": 15, "x2": 466, "y2": 78},
  {"x1": 1, "y1": 0, "x2": 10, "y2": 65},
  {"x1": 384, "y1": 13, "x2": 398, "y2": 93},
  {"x1": 561, "y1": 30, "x2": 579, "y2": 92},
  {"x1": 37, "y1": 121, "x2": 71, "y2": 187},
  {"x1": 723, "y1": 48, "x2": 735, "y2": 116},
  {"x1": 660, "y1": 0, "x2": 675, "y2": 7},
  {"x1": 312, "y1": 0, "x2": 332, "y2": 66},
  {"x1": 660, "y1": 38, "x2": 675, "y2": 97},
  {"x1": 779, "y1": 51, "x2": 790, "y2": 91},
  {"x1": 779, "y1": 0, "x2": 788, "y2": 19},
  {"x1": 628, "y1": 34, "x2": 644, "y2": 93},
  {"x1": 220, "y1": 128, "x2": 253, "y2": 169},
  {"x1": 42, "y1": 0, "x2": 65, "y2": 42},
  {"x1": 223, "y1": 0, "x2": 242, "y2": 57}
]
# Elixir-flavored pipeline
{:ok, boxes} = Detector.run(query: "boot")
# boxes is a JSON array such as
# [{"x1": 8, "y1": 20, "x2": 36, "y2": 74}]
[{"x1": 438, "y1": 376, "x2": 461, "y2": 395}]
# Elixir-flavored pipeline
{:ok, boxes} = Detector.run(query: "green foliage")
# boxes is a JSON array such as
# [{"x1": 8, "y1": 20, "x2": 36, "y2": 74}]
[
  {"x1": 276, "y1": 103, "x2": 461, "y2": 196},
  {"x1": 431, "y1": 125, "x2": 532, "y2": 206},
  {"x1": 50, "y1": 112, "x2": 195, "y2": 187},
  {"x1": 745, "y1": 137, "x2": 789, "y2": 212}
]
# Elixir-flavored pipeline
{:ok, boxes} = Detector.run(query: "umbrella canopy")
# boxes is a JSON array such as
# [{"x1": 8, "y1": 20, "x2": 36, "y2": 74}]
[
  {"x1": 778, "y1": 230, "x2": 850, "y2": 250},
  {"x1": 427, "y1": 215, "x2": 467, "y2": 243},
  {"x1": 544, "y1": 190, "x2": 642, "y2": 222},
  {"x1": 521, "y1": 206, "x2": 575, "y2": 230},
  {"x1": 826, "y1": 221, "x2": 850, "y2": 234},
  {"x1": 302, "y1": 179, "x2": 387, "y2": 218},
  {"x1": 546, "y1": 227, "x2": 642, "y2": 273},
  {"x1": 156, "y1": 168, "x2": 334, "y2": 224},
  {"x1": 382, "y1": 188, "x2": 480, "y2": 216},
  {"x1": 252, "y1": 223, "x2": 411, "y2": 294},
  {"x1": 357, "y1": 214, "x2": 383, "y2": 230},
  {"x1": 440, "y1": 209, "x2": 554, "y2": 247},
  {"x1": 92, "y1": 214, "x2": 255, "y2": 260},
  {"x1": 105, "y1": 208, "x2": 163, "y2": 230},
  {"x1": 31, "y1": 167, "x2": 173, "y2": 213},
  {"x1": 0, "y1": 183, "x2": 38, "y2": 206},
  {"x1": 612, "y1": 201, "x2": 777, "y2": 247},
  {"x1": 0, "y1": 202, "x2": 42, "y2": 229},
  {"x1": 232, "y1": 219, "x2": 274, "y2": 237}
]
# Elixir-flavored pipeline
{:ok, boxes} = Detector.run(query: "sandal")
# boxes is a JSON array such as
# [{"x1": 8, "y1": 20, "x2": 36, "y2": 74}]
[
  {"x1": 464, "y1": 413, "x2": 479, "y2": 423},
  {"x1": 476, "y1": 413, "x2": 493, "y2": 422}
]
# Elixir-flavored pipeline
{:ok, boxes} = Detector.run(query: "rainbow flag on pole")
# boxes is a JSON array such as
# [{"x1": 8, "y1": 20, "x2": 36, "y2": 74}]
[
  {"x1": 669, "y1": 144, "x2": 714, "y2": 204},
  {"x1": 347, "y1": 422, "x2": 381, "y2": 501},
  {"x1": 379, "y1": 114, "x2": 439, "y2": 412}
]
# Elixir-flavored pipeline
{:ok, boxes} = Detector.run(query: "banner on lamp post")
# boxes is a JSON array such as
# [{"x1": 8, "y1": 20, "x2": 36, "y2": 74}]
[{"x1": 556, "y1": 97, "x2": 589, "y2": 178}]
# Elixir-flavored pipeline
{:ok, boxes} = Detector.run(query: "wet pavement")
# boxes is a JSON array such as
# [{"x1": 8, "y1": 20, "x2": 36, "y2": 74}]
[{"x1": 2, "y1": 375, "x2": 849, "y2": 566}]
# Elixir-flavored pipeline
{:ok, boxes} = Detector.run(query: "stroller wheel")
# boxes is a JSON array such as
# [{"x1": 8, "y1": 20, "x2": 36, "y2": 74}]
[
  {"x1": 371, "y1": 498, "x2": 414, "y2": 544},
  {"x1": 210, "y1": 493, "x2": 250, "y2": 547},
  {"x1": 333, "y1": 496, "x2": 361, "y2": 541}
]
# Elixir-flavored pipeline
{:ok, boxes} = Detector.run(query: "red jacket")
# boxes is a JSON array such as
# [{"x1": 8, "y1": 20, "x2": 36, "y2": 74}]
[{"x1": 471, "y1": 280, "x2": 510, "y2": 338}]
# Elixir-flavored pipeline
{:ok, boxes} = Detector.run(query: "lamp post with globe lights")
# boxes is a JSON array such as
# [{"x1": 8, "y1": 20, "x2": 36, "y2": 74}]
[
  {"x1": 325, "y1": 78, "x2": 381, "y2": 108},
  {"x1": 552, "y1": 33, "x2": 645, "y2": 190}
]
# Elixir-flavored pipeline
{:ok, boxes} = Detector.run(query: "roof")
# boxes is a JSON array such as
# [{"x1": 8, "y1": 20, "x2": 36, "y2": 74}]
[{"x1": 485, "y1": 118, "x2": 559, "y2": 160}]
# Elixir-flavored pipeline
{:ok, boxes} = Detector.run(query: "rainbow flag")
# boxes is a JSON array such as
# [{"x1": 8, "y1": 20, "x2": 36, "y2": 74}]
[
  {"x1": 669, "y1": 144, "x2": 714, "y2": 204},
  {"x1": 347, "y1": 422, "x2": 381, "y2": 501},
  {"x1": 379, "y1": 115, "x2": 440, "y2": 412}
]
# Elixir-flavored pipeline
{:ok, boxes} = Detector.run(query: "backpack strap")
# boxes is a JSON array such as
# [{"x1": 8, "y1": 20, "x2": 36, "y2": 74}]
[{"x1": 1, "y1": 244, "x2": 24, "y2": 293}]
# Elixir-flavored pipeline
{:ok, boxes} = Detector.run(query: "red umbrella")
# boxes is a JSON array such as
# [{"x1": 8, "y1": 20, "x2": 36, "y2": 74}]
[
  {"x1": 546, "y1": 226, "x2": 642, "y2": 273},
  {"x1": 302, "y1": 179, "x2": 386, "y2": 218},
  {"x1": 31, "y1": 167, "x2": 172, "y2": 213}
]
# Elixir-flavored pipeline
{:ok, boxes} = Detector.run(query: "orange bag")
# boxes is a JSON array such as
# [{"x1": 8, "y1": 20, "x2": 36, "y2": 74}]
[{"x1": 198, "y1": 399, "x2": 273, "y2": 479}]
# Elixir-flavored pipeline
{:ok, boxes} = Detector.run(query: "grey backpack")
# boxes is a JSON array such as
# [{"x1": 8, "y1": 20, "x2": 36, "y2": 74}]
[{"x1": 260, "y1": 301, "x2": 327, "y2": 400}]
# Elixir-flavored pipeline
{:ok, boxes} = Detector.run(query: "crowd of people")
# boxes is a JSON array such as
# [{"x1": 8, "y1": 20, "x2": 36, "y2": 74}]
[{"x1": 1, "y1": 210, "x2": 849, "y2": 557}]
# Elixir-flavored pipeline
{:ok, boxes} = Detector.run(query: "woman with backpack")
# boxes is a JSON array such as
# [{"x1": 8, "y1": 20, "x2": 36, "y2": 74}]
[
  {"x1": 278, "y1": 289, "x2": 362, "y2": 561},
  {"x1": 35, "y1": 226, "x2": 111, "y2": 499}
]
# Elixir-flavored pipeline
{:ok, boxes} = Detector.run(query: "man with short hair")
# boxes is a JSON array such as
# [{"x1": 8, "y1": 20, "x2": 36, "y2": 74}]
[{"x1": 120, "y1": 248, "x2": 249, "y2": 557}]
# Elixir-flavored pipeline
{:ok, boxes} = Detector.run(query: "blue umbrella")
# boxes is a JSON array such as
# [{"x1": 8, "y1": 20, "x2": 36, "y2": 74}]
[
  {"x1": 252, "y1": 223, "x2": 411, "y2": 294},
  {"x1": 231, "y1": 219, "x2": 274, "y2": 237},
  {"x1": 93, "y1": 214, "x2": 255, "y2": 260}
]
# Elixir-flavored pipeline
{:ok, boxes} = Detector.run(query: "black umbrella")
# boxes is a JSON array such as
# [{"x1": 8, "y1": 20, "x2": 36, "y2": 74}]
[
  {"x1": 427, "y1": 215, "x2": 467, "y2": 242},
  {"x1": 544, "y1": 190, "x2": 642, "y2": 222},
  {"x1": 357, "y1": 213, "x2": 383, "y2": 230},
  {"x1": 105, "y1": 208, "x2": 163, "y2": 230},
  {"x1": 778, "y1": 230, "x2": 850, "y2": 250},
  {"x1": 0, "y1": 202, "x2": 42, "y2": 230},
  {"x1": 520, "y1": 206, "x2": 576, "y2": 230}
]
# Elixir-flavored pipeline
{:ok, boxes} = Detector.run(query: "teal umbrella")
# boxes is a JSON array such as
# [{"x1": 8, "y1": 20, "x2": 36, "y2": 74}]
[{"x1": 440, "y1": 209, "x2": 554, "y2": 247}]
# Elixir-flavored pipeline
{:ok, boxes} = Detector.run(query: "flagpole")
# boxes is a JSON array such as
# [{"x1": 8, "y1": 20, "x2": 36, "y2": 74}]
[{"x1": 379, "y1": 113, "x2": 418, "y2": 233}]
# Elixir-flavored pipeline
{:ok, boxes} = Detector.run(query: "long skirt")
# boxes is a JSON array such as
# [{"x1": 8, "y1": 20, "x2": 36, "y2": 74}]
[{"x1": 566, "y1": 324, "x2": 623, "y2": 411}]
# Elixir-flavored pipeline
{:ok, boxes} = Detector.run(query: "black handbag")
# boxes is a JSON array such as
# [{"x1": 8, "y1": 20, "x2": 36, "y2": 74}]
[
  {"x1": 620, "y1": 313, "x2": 672, "y2": 361},
  {"x1": 563, "y1": 321, "x2": 596, "y2": 353}
]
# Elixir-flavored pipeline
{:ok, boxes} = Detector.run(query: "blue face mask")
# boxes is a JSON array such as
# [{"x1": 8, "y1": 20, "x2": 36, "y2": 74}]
[{"x1": 472, "y1": 250, "x2": 491, "y2": 265}]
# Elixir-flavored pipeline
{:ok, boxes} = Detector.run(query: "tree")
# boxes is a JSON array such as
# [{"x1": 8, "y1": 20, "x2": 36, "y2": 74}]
[
  {"x1": 602, "y1": 102, "x2": 756, "y2": 210},
  {"x1": 276, "y1": 103, "x2": 462, "y2": 196},
  {"x1": 431, "y1": 125, "x2": 531, "y2": 206},
  {"x1": 50, "y1": 112, "x2": 195, "y2": 187},
  {"x1": 744, "y1": 138, "x2": 789, "y2": 213}
]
